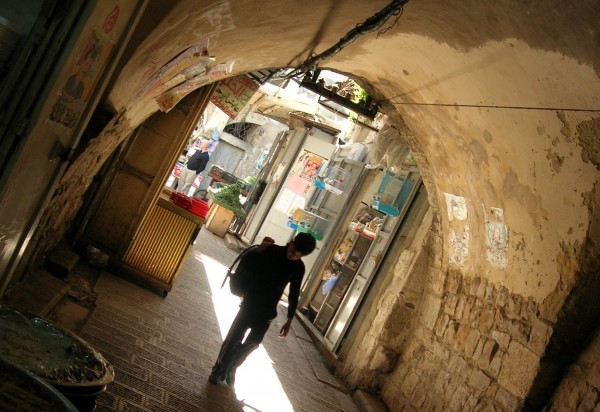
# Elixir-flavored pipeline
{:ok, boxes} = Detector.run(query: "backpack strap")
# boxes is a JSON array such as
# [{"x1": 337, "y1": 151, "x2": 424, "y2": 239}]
[{"x1": 221, "y1": 245, "x2": 259, "y2": 289}]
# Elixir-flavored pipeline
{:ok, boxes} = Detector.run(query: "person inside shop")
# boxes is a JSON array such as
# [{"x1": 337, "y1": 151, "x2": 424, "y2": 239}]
[
  {"x1": 177, "y1": 140, "x2": 210, "y2": 195},
  {"x1": 208, "y1": 232, "x2": 317, "y2": 386}
]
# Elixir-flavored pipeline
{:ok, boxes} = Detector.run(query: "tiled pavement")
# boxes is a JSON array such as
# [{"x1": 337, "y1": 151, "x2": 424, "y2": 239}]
[{"x1": 81, "y1": 229, "x2": 360, "y2": 412}]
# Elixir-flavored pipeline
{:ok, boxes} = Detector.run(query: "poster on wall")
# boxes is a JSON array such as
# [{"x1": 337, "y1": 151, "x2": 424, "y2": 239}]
[
  {"x1": 444, "y1": 192, "x2": 469, "y2": 266},
  {"x1": 155, "y1": 61, "x2": 234, "y2": 112},
  {"x1": 210, "y1": 74, "x2": 259, "y2": 118},
  {"x1": 288, "y1": 149, "x2": 326, "y2": 195},
  {"x1": 139, "y1": 38, "x2": 210, "y2": 98},
  {"x1": 291, "y1": 149, "x2": 325, "y2": 181},
  {"x1": 49, "y1": 28, "x2": 114, "y2": 129}
]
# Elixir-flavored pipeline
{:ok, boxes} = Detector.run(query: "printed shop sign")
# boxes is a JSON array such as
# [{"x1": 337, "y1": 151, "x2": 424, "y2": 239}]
[{"x1": 210, "y1": 74, "x2": 259, "y2": 118}]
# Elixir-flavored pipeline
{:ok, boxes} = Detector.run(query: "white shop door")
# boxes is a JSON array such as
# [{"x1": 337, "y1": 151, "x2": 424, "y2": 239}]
[{"x1": 255, "y1": 128, "x2": 337, "y2": 250}]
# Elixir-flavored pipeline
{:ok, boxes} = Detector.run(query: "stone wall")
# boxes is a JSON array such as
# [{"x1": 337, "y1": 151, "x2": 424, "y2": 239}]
[
  {"x1": 337, "y1": 187, "x2": 599, "y2": 412},
  {"x1": 544, "y1": 329, "x2": 600, "y2": 411},
  {"x1": 341, "y1": 209, "x2": 560, "y2": 411},
  {"x1": 376, "y1": 230, "x2": 556, "y2": 411}
]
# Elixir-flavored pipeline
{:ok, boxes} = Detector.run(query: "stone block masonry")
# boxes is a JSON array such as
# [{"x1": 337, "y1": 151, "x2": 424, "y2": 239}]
[{"x1": 385, "y1": 271, "x2": 555, "y2": 411}]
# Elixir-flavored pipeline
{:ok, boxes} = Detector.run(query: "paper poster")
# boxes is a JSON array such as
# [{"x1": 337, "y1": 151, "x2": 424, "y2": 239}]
[
  {"x1": 156, "y1": 61, "x2": 234, "y2": 112},
  {"x1": 444, "y1": 193, "x2": 468, "y2": 221},
  {"x1": 291, "y1": 149, "x2": 326, "y2": 182},
  {"x1": 287, "y1": 174, "x2": 311, "y2": 195},
  {"x1": 274, "y1": 188, "x2": 306, "y2": 214},
  {"x1": 139, "y1": 39, "x2": 210, "y2": 98},
  {"x1": 210, "y1": 74, "x2": 259, "y2": 118},
  {"x1": 49, "y1": 28, "x2": 114, "y2": 128},
  {"x1": 444, "y1": 193, "x2": 469, "y2": 266}
]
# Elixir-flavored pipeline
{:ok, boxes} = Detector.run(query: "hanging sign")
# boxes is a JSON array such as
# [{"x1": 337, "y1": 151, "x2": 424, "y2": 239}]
[{"x1": 210, "y1": 74, "x2": 259, "y2": 118}]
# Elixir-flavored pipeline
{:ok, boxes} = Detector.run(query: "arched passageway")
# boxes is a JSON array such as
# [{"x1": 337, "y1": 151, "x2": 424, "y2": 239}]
[{"x1": 0, "y1": 1, "x2": 598, "y2": 410}]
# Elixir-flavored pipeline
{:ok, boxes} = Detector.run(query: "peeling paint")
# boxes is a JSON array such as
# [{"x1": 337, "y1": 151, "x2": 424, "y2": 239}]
[
  {"x1": 556, "y1": 111, "x2": 572, "y2": 141},
  {"x1": 483, "y1": 129, "x2": 493, "y2": 143},
  {"x1": 576, "y1": 117, "x2": 600, "y2": 168},
  {"x1": 450, "y1": 227, "x2": 469, "y2": 266},
  {"x1": 546, "y1": 149, "x2": 565, "y2": 173},
  {"x1": 484, "y1": 206, "x2": 508, "y2": 269}
]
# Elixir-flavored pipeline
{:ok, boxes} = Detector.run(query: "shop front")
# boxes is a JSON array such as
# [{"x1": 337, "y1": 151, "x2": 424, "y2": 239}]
[
  {"x1": 240, "y1": 114, "x2": 425, "y2": 356},
  {"x1": 297, "y1": 149, "x2": 424, "y2": 354}
]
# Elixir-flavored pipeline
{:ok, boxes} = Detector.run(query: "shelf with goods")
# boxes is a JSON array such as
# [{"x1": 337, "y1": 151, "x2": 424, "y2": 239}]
[
  {"x1": 286, "y1": 208, "x2": 329, "y2": 241},
  {"x1": 312, "y1": 166, "x2": 352, "y2": 195},
  {"x1": 312, "y1": 229, "x2": 374, "y2": 333}
]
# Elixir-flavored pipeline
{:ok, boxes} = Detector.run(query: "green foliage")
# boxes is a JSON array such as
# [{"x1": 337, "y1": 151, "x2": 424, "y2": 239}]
[
  {"x1": 212, "y1": 182, "x2": 245, "y2": 215},
  {"x1": 352, "y1": 84, "x2": 368, "y2": 104},
  {"x1": 343, "y1": 80, "x2": 368, "y2": 123}
]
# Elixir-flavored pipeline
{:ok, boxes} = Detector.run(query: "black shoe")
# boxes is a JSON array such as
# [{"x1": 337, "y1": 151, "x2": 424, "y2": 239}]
[{"x1": 208, "y1": 372, "x2": 222, "y2": 384}]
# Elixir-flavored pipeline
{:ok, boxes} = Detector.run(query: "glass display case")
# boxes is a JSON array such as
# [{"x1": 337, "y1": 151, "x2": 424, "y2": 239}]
[
  {"x1": 313, "y1": 166, "x2": 352, "y2": 195},
  {"x1": 313, "y1": 229, "x2": 374, "y2": 333},
  {"x1": 287, "y1": 208, "x2": 329, "y2": 240},
  {"x1": 372, "y1": 170, "x2": 417, "y2": 217}
]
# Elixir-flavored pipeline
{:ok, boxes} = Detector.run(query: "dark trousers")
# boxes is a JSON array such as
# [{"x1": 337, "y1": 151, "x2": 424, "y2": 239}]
[{"x1": 212, "y1": 305, "x2": 271, "y2": 378}]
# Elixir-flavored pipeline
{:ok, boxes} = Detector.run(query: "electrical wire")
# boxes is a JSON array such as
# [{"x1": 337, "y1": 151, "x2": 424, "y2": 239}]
[
  {"x1": 380, "y1": 100, "x2": 600, "y2": 113},
  {"x1": 286, "y1": 0, "x2": 409, "y2": 79}
]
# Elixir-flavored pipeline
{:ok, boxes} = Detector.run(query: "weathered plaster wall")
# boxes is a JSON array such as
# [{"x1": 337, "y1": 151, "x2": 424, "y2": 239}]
[
  {"x1": 40, "y1": 1, "x2": 598, "y2": 302},
  {"x1": 0, "y1": 0, "x2": 140, "y2": 288},
  {"x1": 329, "y1": 34, "x2": 599, "y2": 306}
]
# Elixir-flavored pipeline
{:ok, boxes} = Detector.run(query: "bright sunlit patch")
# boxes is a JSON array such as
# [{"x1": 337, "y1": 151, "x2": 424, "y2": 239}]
[
  {"x1": 199, "y1": 252, "x2": 295, "y2": 411},
  {"x1": 200, "y1": 254, "x2": 242, "y2": 337}
]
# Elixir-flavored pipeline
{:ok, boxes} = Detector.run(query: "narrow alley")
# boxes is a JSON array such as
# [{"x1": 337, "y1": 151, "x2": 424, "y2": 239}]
[
  {"x1": 81, "y1": 228, "x2": 363, "y2": 412},
  {"x1": 1, "y1": 2, "x2": 598, "y2": 411}
]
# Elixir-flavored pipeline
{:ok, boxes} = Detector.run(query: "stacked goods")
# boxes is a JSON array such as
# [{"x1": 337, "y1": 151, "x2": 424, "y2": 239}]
[
  {"x1": 169, "y1": 191, "x2": 192, "y2": 209},
  {"x1": 190, "y1": 198, "x2": 210, "y2": 218}
]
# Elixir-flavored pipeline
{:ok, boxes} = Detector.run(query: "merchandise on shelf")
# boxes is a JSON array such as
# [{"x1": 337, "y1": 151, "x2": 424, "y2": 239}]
[
  {"x1": 313, "y1": 166, "x2": 351, "y2": 195},
  {"x1": 287, "y1": 208, "x2": 329, "y2": 240}
]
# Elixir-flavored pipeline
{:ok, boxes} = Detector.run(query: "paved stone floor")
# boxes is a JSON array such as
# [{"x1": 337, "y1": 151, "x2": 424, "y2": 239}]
[{"x1": 82, "y1": 229, "x2": 359, "y2": 411}]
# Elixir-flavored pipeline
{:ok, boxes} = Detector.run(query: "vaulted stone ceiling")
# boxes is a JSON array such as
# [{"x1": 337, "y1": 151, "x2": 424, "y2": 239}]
[
  {"x1": 36, "y1": 0, "x2": 597, "y2": 320},
  {"x1": 16, "y1": 1, "x2": 596, "y2": 409},
  {"x1": 99, "y1": 0, "x2": 599, "y2": 308}
]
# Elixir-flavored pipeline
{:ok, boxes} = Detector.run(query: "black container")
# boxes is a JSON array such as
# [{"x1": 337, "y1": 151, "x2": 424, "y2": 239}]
[
  {"x1": 0, "y1": 305, "x2": 115, "y2": 411},
  {"x1": 0, "y1": 356, "x2": 79, "y2": 411}
]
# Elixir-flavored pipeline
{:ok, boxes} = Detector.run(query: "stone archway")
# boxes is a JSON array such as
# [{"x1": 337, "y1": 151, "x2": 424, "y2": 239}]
[{"x1": 12, "y1": 0, "x2": 600, "y2": 410}]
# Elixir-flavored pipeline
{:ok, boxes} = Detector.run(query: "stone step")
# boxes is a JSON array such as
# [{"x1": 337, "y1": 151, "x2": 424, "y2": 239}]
[
  {"x1": 3, "y1": 269, "x2": 69, "y2": 317},
  {"x1": 224, "y1": 233, "x2": 249, "y2": 252},
  {"x1": 46, "y1": 242, "x2": 80, "y2": 278}
]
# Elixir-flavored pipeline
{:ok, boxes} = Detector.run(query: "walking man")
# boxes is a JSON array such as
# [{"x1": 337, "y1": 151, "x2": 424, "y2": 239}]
[
  {"x1": 209, "y1": 232, "x2": 317, "y2": 385},
  {"x1": 177, "y1": 140, "x2": 210, "y2": 195}
]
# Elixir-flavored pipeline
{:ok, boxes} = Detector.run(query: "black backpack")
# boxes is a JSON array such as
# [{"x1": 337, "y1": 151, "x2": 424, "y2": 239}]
[{"x1": 221, "y1": 245, "x2": 259, "y2": 297}]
